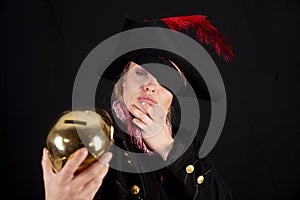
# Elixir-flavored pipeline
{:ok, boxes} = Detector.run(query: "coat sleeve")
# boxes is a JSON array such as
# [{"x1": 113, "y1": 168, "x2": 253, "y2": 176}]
[{"x1": 164, "y1": 130, "x2": 232, "y2": 200}]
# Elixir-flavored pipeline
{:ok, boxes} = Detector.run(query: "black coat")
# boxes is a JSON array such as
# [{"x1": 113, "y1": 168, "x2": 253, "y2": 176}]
[{"x1": 94, "y1": 117, "x2": 232, "y2": 200}]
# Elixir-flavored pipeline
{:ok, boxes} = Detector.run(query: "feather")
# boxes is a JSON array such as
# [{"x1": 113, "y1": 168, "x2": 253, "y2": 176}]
[{"x1": 161, "y1": 15, "x2": 234, "y2": 63}]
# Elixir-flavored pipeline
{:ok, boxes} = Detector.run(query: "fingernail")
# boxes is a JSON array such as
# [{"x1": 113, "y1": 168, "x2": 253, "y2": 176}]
[
  {"x1": 80, "y1": 148, "x2": 88, "y2": 156},
  {"x1": 102, "y1": 152, "x2": 113, "y2": 164}
]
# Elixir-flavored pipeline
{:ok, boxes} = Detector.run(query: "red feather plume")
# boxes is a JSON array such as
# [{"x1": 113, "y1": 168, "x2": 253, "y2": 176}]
[{"x1": 161, "y1": 15, "x2": 234, "y2": 63}]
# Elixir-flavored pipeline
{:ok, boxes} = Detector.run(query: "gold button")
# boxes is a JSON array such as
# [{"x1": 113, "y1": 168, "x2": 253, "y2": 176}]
[
  {"x1": 186, "y1": 165, "x2": 194, "y2": 173},
  {"x1": 131, "y1": 185, "x2": 140, "y2": 195},
  {"x1": 197, "y1": 175, "x2": 204, "y2": 184}
]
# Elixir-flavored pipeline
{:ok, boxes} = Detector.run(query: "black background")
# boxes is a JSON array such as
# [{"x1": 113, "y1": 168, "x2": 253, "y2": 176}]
[{"x1": 1, "y1": 0, "x2": 299, "y2": 199}]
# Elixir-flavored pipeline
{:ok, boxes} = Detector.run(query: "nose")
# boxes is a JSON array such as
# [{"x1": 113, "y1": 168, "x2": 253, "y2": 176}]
[{"x1": 143, "y1": 82, "x2": 156, "y2": 93}]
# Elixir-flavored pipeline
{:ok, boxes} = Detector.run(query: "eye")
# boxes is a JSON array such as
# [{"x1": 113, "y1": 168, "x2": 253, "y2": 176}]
[{"x1": 135, "y1": 69, "x2": 148, "y2": 76}]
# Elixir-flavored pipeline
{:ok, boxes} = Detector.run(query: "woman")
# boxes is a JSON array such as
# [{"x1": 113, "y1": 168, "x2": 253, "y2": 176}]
[
  {"x1": 111, "y1": 60, "x2": 177, "y2": 160},
  {"x1": 42, "y1": 14, "x2": 234, "y2": 200}
]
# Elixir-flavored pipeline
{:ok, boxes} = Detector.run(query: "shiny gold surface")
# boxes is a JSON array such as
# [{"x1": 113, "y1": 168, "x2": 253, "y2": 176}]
[
  {"x1": 197, "y1": 175, "x2": 204, "y2": 184},
  {"x1": 131, "y1": 185, "x2": 140, "y2": 195},
  {"x1": 46, "y1": 109, "x2": 114, "y2": 175},
  {"x1": 186, "y1": 164, "x2": 195, "y2": 174}
]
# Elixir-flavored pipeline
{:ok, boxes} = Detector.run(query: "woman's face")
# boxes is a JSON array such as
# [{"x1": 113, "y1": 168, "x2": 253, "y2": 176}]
[{"x1": 121, "y1": 62, "x2": 173, "y2": 113}]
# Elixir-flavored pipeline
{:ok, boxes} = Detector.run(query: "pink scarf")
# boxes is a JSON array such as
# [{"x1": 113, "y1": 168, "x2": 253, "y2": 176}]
[{"x1": 112, "y1": 100, "x2": 172, "y2": 154}]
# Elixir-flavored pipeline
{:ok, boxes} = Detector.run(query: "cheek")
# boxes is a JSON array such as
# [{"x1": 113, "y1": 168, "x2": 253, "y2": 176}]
[
  {"x1": 122, "y1": 86, "x2": 131, "y2": 107},
  {"x1": 122, "y1": 82, "x2": 139, "y2": 107},
  {"x1": 160, "y1": 90, "x2": 173, "y2": 110}
]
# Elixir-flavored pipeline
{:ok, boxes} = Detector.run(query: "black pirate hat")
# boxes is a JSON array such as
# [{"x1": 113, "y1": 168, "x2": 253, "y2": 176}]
[{"x1": 97, "y1": 14, "x2": 234, "y2": 111}]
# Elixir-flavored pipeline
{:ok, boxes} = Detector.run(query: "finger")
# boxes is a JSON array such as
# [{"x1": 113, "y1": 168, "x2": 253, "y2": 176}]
[
  {"x1": 60, "y1": 148, "x2": 88, "y2": 180},
  {"x1": 132, "y1": 118, "x2": 148, "y2": 130},
  {"x1": 135, "y1": 102, "x2": 149, "y2": 115},
  {"x1": 41, "y1": 148, "x2": 55, "y2": 178},
  {"x1": 136, "y1": 101, "x2": 151, "y2": 116},
  {"x1": 133, "y1": 117, "x2": 164, "y2": 138},
  {"x1": 140, "y1": 102, "x2": 167, "y2": 123},
  {"x1": 80, "y1": 153, "x2": 111, "y2": 195},
  {"x1": 80, "y1": 166, "x2": 109, "y2": 198},
  {"x1": 147, "y1": 104, "x2": 167, "y2": 123},
  {"x1": 97, "y1": 152, "x2": 113, "y2": 167},
  {"x1": 140, "y1": 101, "x2": 152, "y2": 113},
  {"x1": 73, "y1": 152, "x2": 112, "y2": 187},
  {"x1": 129, "y1": 104, "x2": 152, "y2": 125}
]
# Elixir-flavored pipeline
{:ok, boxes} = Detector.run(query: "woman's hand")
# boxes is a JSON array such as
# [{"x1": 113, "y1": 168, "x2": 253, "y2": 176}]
[
  {"x1": 41, "y1": 148, "x2": 112, "y2": 200},
  {"x1": 129, "y1": 102, "x2": 174, "y2": 160}
]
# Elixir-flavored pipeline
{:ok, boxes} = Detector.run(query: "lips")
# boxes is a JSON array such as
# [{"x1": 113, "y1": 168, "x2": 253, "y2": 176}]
[{"x1": 138, "y1": 95, "x2": 157, "y2": 105}]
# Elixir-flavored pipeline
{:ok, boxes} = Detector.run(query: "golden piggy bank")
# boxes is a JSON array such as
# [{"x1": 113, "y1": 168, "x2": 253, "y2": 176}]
[{"x1": 46, "y1": 109, "x2": 114, "y2": 175}]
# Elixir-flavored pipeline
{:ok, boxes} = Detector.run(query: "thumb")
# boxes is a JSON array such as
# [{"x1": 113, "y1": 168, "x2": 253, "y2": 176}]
[{"x1": 41, "y1": 148, "x2": 54, "y2": 178}]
